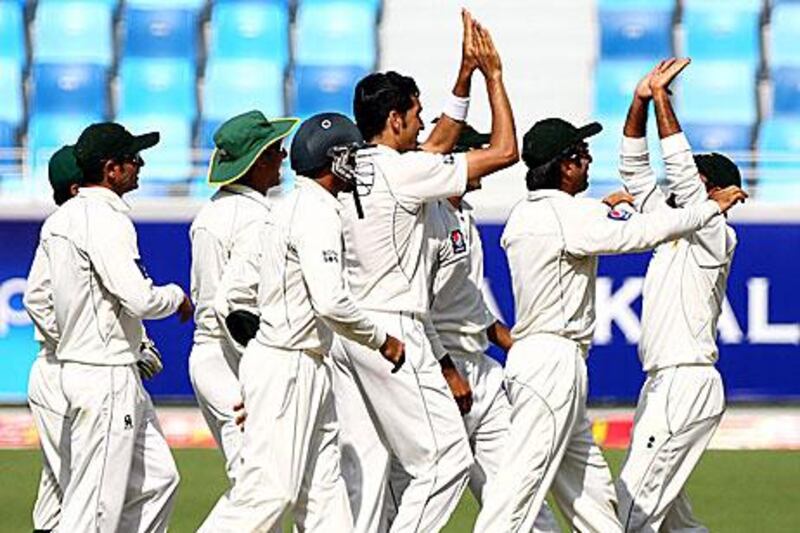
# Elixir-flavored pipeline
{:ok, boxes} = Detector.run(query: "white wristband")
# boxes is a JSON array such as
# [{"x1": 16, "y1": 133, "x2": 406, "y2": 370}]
[{"x1": 442, "y1": 94, "x2": 470, "y2": 122}]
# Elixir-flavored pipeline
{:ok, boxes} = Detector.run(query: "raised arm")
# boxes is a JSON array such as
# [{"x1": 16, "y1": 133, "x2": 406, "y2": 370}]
[
  {"x1": 619, "y1": 63, "x2": 665, "y2": 213},
  {"x1": 650, "y1": 57, "x2": 748, "y2": 265},
  {"x1": 420, "y1": 9, "x2": 476, "y2": 154},
  {"x1": 462, "y1": 23, "x2": 518, "y2": 188},
  {"x1": 563, "y1": 190, "x2": 745, "y2": 257},
  {"x1": 649, "y1": 57, "x2": 711, "y2": 208}
]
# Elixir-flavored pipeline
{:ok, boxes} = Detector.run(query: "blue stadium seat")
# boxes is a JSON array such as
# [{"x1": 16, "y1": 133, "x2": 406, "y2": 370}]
[
  {"x1": 34, "y1": 2, "x2": 113, "y2": 66},
  {"x1": 27, "y1": 114, "x2": 101, "y2": 185},
  {"x1": 210, "y1": 2, "x2": 289, "y2": 64},
  {"x1": 756, "y1": 118, "x2": 800, "y2": 201},
  {"x1": 679, "y1": 62, "x2": 757, "y2": 124},
  {"x1": 37, "y1": 0, "x2": 119, "y2": 5},
  {"x1": 0, "y1": 121, "x2": 22, "y2": 197},
  {"x1": 599, "y1": 7, "x2": 672, "y2": 59},
  {"x1": 683, "y1": 0, "x2": 761, "y2": 62},
  {"x1": 770, "y1": 4, "x2": 800, "y2": 67},
  {"x1": 199, "y1": 120, "x2": 222, "y2": 150},
  {"x1": 116, "y1": 114, "x2": 193, "y2": 185},
  {"x1": 0, "y1": 60, "x2": 24, "y2": 126},
  {"x1": 598, "y1": 0, "x2": 674, "y2": 7},
  {"x1": 32, "y1": 64, "x2": 108, "y2": 116},
  {"x1": 295, "y1": 2, "x2": 377, "y2": 68},
  {"x1": 594, "y1": 61, "x2": 652, "y2": 118},
  {"x1": 0, "y1": 122, "x2": 15, "y2": 148},
  {"x1": 118, "y1": 59, "x2": 196, "y2": 118},
  {"x1": 215, "y1": 0, "x2": 288, "y2": 4},
  {"x1": 123, "y1": 7, "x2": 199, "y2": 60},
  {"x1": 292, "y1": 65, "x2": 368, "y2": 119},
  {"x1": 684, "y1": 123, "x2": 752, "y2": 153},
  {"x1": 202, "y1": 60, "x2": 284, "y2": 123},
  {"x1": 772, "y1": 67, "x2": 800, "y2": 116},
  {"x1": 0, "y1": 2, "x2": 25, "y2": 66},
  {"x1": 126, "y1": 0, "x2": 205, "y2": 9}
]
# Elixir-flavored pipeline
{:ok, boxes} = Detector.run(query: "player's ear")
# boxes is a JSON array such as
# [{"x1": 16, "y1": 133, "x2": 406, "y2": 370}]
[
  {"x1": 103, "y1": 159, "x2": 117, "y2": 179},
  {"x1": 388, "y1": 110, "x2": 402, "y2": 133}
]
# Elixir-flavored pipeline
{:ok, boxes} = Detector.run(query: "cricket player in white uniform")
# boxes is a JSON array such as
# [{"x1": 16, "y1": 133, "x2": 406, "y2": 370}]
[
  {"x1": 26, "y1": 146, "x2": 85, "y2": 532},
  {"x1": 200, "y1": 112, "x2": 406, "y2": 532},
  {"x1": 473, "y1": 116, "x2": 747, "y2": 533},
  {"x1": 331, "y1": 13, "x2": 519, "y2": 532},
  {"x1": 615, "y1": 58, "x2": 744, "y2": 532},
  {"x1": 26, "y1": 145, "x2": 166, "y2": 532},
  {"x1": 24, "y1": 123, "x2": 194, "y2": 533},
  {"x1": 383, "y1": 126, "x2": 559, "y2": 532},
  {"x1": 190, "y1": 110, "x2": 298, "y2": 524}
]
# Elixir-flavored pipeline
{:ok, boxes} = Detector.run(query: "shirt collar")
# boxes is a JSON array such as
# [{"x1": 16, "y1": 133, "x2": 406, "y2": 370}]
[
  {"x1": 527, "y1": 188, "x2": 572, "y2": 201},
  {"x1": 77, "y1": 186, "x2": 130, "y2": 213},
  {"x1": 295, "y1": 176, "x2": 341, "y2": 210},
  {"x1": 219, "y1": 183, "x2": 269, "y2": 206}
]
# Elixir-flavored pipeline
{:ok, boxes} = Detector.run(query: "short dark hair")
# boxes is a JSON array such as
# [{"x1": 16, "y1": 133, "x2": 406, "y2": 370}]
[
  {"x1": 79, "y1": 158, "x2": 109, "y2": 185},
  {"x1": 525, "y1": 158, "x2": 563, "y2": 191},
  {"x1": 353, "y1": 71, "x2": 420, "y2": 141}
]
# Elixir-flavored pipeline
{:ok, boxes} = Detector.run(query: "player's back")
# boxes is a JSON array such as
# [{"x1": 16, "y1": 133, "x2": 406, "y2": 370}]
[
  {"x1": 339, "y1": 145, "x2": 467, "y2": 315},
  {"x1": 254, "y1": 178, "x2": 338, "y2": 355},
  {"x1": 190, "y1": 184, "x2": 269, "y2": 343},
  {"x1": 41, "y1": 188, "x2": 144, "y2": 365},
  {"x1": 502, "y1": 191, "x2": 598, "y2": 346}
]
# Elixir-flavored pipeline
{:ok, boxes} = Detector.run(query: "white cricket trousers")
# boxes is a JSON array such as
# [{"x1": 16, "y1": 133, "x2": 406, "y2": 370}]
[
  {"x1": 474, "y1": 333, "x2": 622, "y2": 533},
  {"x1": 54, "y1": 362, "x2": 179, "y2": 533},
  {"x1": 28, "y1": 354, "x2": 67, "y2": 531},
  {"x1": 199, "y1": 343, "x2": 352, "y2": 533},
  {"x1": 617, "y1": 365, "x2": 724, "y2": 532},
  {"x1": 387, "y1": 350, "x2": 560, "y2": 532},
  {"x1": 331, "y1": 310, "x2": 473, "y2": 533},
  {"x1": 189, "y1": 340, "x2": 243, "y2": 525}
]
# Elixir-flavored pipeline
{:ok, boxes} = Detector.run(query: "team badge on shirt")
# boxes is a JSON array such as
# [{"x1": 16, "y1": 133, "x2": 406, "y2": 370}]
[
  {"x1": 322, "y1": 250, "x2": 339, "y2": 263},
  {"x1": 450, "y1": 229, "x2": 467, "y2": 254},
  {"x1": 607, "y1": 209, "x2": 632, "y2": 221}
]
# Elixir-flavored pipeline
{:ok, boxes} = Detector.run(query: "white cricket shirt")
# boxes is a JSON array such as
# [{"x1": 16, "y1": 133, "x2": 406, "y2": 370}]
[
  {"x1": 190, "y1": 184, "x2": 270, "y2": 346},
  {"x1": 24, "y1": 187, "x2": 184, "y2": 365},
  {"x1": 225, "y1": 177, "x2": 387, "y2": 356},
  {"x1": 339, "y1": 145, "x2": 468, "y2": 314},
  {"x1": 426, "y1": 199, "x2": 495, "y2": 355},
  {"x1": 620, "y1": 133, "x2": 737, "y2": 371},
  {"x1": 501, "y1": 188, "x2": 721, "y2": 349}
]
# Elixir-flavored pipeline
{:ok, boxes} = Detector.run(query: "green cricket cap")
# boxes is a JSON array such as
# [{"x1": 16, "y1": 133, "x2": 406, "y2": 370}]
[
  {"x1": 522, "y1": 118, "x2": 602, "y2": 169},
  {"x1": 208, "y1": 110, "x2": 299, "y2": 185},
  {"x1": 48, "y1": 145, "x2": 83, "y2": 205}
]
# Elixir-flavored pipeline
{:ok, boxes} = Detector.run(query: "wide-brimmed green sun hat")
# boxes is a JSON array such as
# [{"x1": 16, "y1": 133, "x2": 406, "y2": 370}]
[{"x1": 208, "y1": 110, "x2": 299, "y2": 185}]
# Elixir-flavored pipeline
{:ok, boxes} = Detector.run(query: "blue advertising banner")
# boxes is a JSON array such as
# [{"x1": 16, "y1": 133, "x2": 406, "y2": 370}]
[{"x1": 1, "y1": 219, "x2": 798, "y2": 403}]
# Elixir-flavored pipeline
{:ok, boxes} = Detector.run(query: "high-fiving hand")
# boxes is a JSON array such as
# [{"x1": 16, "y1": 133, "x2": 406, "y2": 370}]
[{"x1": 648, "y1": 57, "x2": 691, "y2": 94}]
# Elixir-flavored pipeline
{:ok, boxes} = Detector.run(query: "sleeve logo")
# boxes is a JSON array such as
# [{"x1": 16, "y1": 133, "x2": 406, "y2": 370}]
[{"x1": 607, "y1": 209, "x2": 632, "y2": 222}]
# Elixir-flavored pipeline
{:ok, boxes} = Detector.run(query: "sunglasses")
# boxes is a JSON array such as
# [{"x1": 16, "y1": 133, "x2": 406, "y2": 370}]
[{"x1": 121, "y1": 153, "x2": 145, "y2": 166}]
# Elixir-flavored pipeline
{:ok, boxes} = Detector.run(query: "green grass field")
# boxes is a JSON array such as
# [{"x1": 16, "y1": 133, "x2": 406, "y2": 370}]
[{"x1": 1, "y1": 449, "x2": 798, "y2": 532}]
